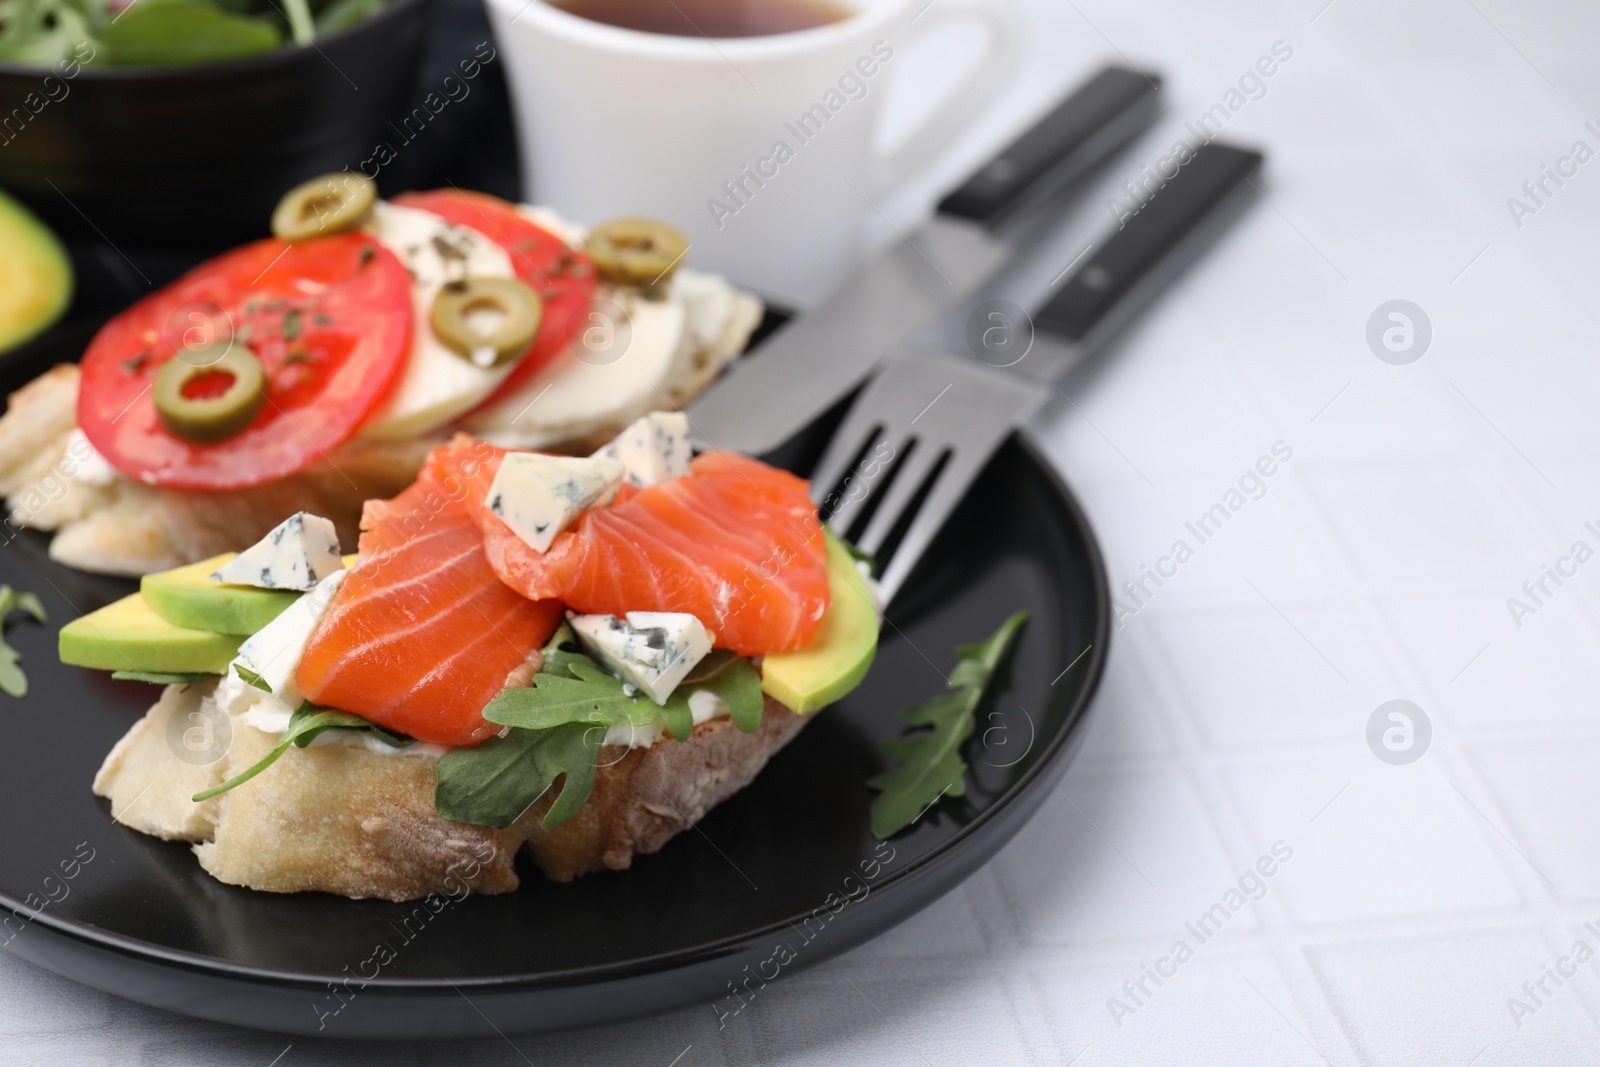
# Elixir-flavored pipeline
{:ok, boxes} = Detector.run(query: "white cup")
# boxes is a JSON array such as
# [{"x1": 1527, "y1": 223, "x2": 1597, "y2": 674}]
[{"x1": 484, "y1": 0, "x2": 1022, "y2": 306}]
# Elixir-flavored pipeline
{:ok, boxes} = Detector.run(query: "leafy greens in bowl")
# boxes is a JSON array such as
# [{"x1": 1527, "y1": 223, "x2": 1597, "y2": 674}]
[{"x1": 0, "y1": 0, "x2": 387, "y2": 67}]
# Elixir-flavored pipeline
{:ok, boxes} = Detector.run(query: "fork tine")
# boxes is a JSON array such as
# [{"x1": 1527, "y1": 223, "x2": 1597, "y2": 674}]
[
  {"x1": 855, "y1": 438, "x2": 943, "y2": 558},
  {"x1": 812, "y1": 425, "x2": 886, "y2": 534},
  {"x1": 853, "y1": 354, "x2": 987, "y2": 556},
  {"x1": 875, "y1": 445, "x2": 996, "y2": 605},
  {"x1": 808, "y1": 357, "x2": 934, "y2": 527},
  {"x1": 809, "y1": 413, "x2": 883, "y2": 518},
  {"x1": 812, "y1": 349, "x2": 1045, "y2": 605},
  {"x1": 865, "y1": 353, "x2": 1046, "y2": 604}
]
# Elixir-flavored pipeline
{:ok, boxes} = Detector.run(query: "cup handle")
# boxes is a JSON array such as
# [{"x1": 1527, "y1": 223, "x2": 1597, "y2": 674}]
[{"x1": 871, "y1": 0, "x2": 1025, "y2": 196}]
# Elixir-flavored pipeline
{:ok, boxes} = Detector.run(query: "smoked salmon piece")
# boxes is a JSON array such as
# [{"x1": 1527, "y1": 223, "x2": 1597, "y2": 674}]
[
  {"x1": 430, "y1": 438, "x2": 829, "y2": 656},
  {"x1": 296, "y1": 440, "x2": 563, "y2": 747}
]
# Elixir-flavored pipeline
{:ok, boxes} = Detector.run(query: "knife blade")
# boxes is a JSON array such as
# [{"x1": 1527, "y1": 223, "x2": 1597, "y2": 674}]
[{"x1": 686, "y1": 65, "x2": 1162, "y2": 457}]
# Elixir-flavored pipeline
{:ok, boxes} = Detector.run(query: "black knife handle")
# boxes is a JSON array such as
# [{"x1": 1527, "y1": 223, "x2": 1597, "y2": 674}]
[
  {"x1": 938, "y1": 66, "x2": 1161, "y2": 229},
  {"x1": 1037, "y1": 142, "x2": 1263, "y2": 343}
]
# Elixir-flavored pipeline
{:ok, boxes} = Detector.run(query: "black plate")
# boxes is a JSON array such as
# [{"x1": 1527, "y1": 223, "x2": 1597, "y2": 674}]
[{"x1": 0, "y1": 320, "x2": 1108, "y2": 1039}]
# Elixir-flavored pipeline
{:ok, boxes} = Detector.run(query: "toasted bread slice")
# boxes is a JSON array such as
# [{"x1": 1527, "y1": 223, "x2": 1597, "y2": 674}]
[
  {"x1": 91, "y1": 682, "x2": 224, "y2": 841},
  {"x1": 94, "y1": 684, "x2": 808, "y2": 902}
]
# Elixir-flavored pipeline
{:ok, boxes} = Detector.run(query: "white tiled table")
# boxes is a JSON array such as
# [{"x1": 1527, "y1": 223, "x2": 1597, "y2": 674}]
[{"x1": 10, "y1": 0, "x2": 1600, "y2": 1062}]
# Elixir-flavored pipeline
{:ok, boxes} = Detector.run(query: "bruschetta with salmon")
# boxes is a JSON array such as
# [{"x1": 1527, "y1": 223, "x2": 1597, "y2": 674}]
[{"x1": 65, "y1": 413, "x2": 880, "y2": 900}]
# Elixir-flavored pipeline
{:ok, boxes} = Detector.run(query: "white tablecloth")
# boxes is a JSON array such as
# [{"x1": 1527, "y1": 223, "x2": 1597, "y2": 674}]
[{"x1": 10, "y1": 0, "x2": 1600, "y2": 1062}]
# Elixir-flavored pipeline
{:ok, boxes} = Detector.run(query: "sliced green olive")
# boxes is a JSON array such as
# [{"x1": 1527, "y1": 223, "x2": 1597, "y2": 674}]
[
  {"x1": 430, "y1": 277, "x2": 543, "y2": 369},
  {"x1": 154, "y1": 346, "x2": 267, "y2": 444},
  {"x1": 584, "y1": 217, "x2": 689, "y2": 287},
  {"x1": 271, "y1": 172, "x2": 377, "y2": 242}
]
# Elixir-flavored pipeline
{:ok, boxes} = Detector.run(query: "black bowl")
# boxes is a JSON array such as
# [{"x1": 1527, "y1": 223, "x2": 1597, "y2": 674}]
[{"x1": 0, "y1": 0, "x2": 431, "y2": 246}]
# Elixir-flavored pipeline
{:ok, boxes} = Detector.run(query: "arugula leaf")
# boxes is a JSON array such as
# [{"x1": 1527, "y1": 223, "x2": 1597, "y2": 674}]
[
  {"x1": 0, "y1": 585, "x2": 46, "y2": 699},
  {"x1": 867, "y1": 612, "x2": 1027, "y2": 839},
  {"x1": 484, "y1": 656, "x2": 664, "y2": 733},
  {"x1": 434, "y1": 721, "x2": 601, "y2": 830},
  {"x1": 440, "y1": 631, "x2": 764, "y2": 829},
  {"x1": 11, "y1": 590, "x2": 45, "y2": 624},
  {"x1": 234, "y1": 664, "x2": 271, "y2": 692},
  {"x1": 112, "y1": 670, "x2": 218, "y2": 685},
  {"x1": 683, "y1": 650, "x2": 764, "y2": 734},
  {"x1": 279, "y1": 0, "x2": 312, "y2": 43},
  {"x1": 536, "y1": 626, "x2": 593, "y2": 680},
  {"x1": 99, "y1": 0, "x2": 281, "y2": 67},
  {"x1": 314, "y1": 0, "x2": 381, "y2": 34},
  {"x1": 486, "y1": 634, "x2": 764, "y2": 740},
  {"x1": 193, "y1": 704, "x2": 411, "y2": 802}
]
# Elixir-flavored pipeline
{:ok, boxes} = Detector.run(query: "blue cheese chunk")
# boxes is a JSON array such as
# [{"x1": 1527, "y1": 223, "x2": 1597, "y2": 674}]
[
  {"x1": 210, "y1": 512, "x2": 344, "y2": 591},
  {"x1": 569, "y1": 610, "x2": 713, "y2": 706},
  {"x1": 487, "y1": 452, "x2": 625, "y2": 553},
  {"x1": 224, "y1": 569, "x2": 347, "y2": 710},
  {"x1": 592, "y1": 411, "x2": 692, "y2": 488}
]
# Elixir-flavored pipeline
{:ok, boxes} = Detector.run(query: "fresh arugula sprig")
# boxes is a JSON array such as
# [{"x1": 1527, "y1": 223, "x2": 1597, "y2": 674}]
[
  {"x1": 485, "y1": 641, "x2": 763, "y2": 741},
  {"x1": 193, "y1": 703, "x2": 413, "y2": 802},
  {"x1": 867, "y1": 612, "x2": 1028, "y2": 839},
  {"x1": 435, "y1": 627, "x2": 764, "y2": 830},
  {"x1": 434, "y1": 722, "x2": 602, "y2": 831},
  {"x1": 234, "y1": 664, "x2": 272, "y2": 693},
  {"x1": 0, "y1": 585, "x2": 46, "y2": 698}
]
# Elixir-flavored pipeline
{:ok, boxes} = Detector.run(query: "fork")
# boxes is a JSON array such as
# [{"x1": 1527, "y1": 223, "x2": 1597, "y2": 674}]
[{"x1": 812, "y1": 142, "x2": 1264, "y2": 605}]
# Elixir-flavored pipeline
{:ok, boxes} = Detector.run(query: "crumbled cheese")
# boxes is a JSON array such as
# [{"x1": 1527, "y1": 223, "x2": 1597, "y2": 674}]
[
  {"x1": 569, "y1": 610, "x2": 713, "y2": 705},
  {"x1": 227, "y1": 569, "x2": 345, "y2": 708},
  {"x1": 688, "y1": 689, "x2": 729, "y2": 725},
  {"x1": 486, "y1": 452, "x2": 624, "y2": 553},
  {"x1": 210, "y1": 512, "x2": 343, "y2": 591},
  {"x1": 592, "y1": 411, "x2": 691, "y2": 488}
]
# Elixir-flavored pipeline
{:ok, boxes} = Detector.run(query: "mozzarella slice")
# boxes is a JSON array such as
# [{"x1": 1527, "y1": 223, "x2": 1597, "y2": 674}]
[
  {"x1": 464, "y1": 283, "x2": 686, "y2": 448},
  {"x1": 357, "y1": 202, "x2": 517, "y2": 440},
  {"x1": 210, "y1": 512, "x2": 343, "y2": 591},
  {"x1": 569, "y1": 610, "x2": 713, "y2": 706},
  {"x1": 486, "y1": 452, "x2": 624, "y2": 553},
  {"x1": 592, "y1": 411, "x2": 691, "y2": 488}
]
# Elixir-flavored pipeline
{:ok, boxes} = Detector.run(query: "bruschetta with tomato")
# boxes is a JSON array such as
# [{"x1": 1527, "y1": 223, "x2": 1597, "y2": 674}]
[{"x1": 0, "y1": 177, "x2": 762, "y2": 577}]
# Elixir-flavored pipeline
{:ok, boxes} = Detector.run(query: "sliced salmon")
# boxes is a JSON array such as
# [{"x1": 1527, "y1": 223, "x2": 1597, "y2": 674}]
[
  {"x1": 429, "y1": 438, "x2": 829, "y2": 656},
  {"x1": 296, "y1": 439, "x2": 563, "y2": 747}
]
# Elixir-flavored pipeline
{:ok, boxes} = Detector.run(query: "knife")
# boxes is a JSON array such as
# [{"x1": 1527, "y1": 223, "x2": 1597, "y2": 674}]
[
  {"x1": 812, "y1": 142, "x2": 1266, "y2": 604},
  {"x1": 686, "y1": 65, "x2": 1162, "y2": 457}
]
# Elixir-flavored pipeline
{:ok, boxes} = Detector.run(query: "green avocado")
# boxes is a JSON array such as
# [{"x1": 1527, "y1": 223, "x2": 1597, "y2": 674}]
[
  {"x1": 761, "y1": 533, "x2": 880, "y2": 715},
  {"x1": 0, "y1": 188, "x2": 72, "y2": 354},
  {"x1": 60, "y1": 593, "x2": 243, "y2": 675},
  {"x1": 141, "y1": 553, "x2": 301, "y2": 636}
]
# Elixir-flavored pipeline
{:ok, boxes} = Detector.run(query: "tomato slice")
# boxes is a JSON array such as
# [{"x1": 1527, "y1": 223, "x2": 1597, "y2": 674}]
[
  {"x1": 392, "y1": 189, "x2": 596, "y2": 405},
  {"x1": 78, "y1": 234, "x2": 413, "y2": 491}
]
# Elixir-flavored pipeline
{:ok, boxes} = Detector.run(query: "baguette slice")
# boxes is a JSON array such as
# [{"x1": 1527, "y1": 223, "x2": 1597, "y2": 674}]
[{"x1": 94, "y1": 684, "x2": 808, "y2": 902}]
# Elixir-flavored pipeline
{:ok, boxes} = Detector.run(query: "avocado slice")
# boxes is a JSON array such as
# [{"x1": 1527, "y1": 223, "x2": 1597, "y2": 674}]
[
  {"x1": 60, "y1": 593, "x2": 243, "y2": 675},
  {"x1": 761, "y1": 533, "x2": 880, "y2": 715},
  {"x1": 141, "y1": 554, "x2": 301, "y2": 636},
  {"x1": 0, "y1": 188, "x2": 71, "y2": 353}
]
